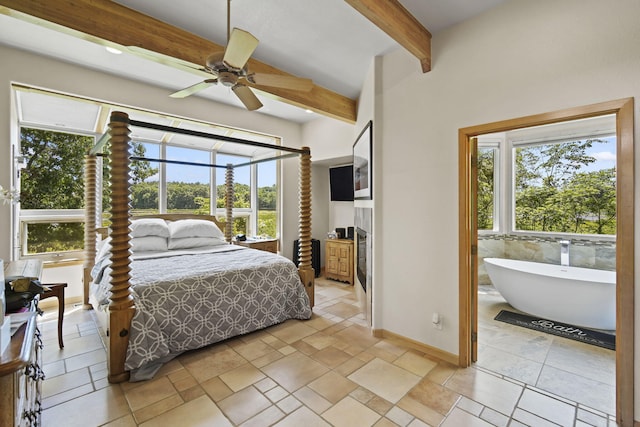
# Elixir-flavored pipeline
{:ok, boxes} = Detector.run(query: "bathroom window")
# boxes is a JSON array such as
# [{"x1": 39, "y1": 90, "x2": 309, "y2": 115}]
[
  {"x1": 510, "y1": 115, "x2": 617, "y2": 236},
  {"x1": 477, "y1": 114, "x2": 617, "y2": 237},
  {"x1": 477, "y1": 144, "x2": 499, "y2": 231}
]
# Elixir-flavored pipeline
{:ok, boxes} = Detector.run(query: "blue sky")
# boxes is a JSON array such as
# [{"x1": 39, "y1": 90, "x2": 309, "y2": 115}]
[
  {"x1": 584, "y1": 135, "x2": 616, "y2": 172},
  {"x1": 139, "y1": 143, "x2": 276, "y2": 186}
]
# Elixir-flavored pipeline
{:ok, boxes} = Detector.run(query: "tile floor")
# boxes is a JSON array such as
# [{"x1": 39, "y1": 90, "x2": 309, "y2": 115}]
[
  {"x1": 476, "y1": 285, "x2": 616, "y2": 417},
  {"x1": 36, "y1": 278, "x2": 617, "y2": 426}
]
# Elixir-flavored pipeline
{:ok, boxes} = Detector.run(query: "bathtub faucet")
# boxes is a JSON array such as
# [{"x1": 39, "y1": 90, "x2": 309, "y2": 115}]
[{"x1": 560, "y1": 240, "x2": 570, "y2": 266}]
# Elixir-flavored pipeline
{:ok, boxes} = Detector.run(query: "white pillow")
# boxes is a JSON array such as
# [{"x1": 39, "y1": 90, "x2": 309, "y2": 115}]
[
  {"x1": 168, "y1": 219, "x2": 225, "y2": 240},
  {"x1": 131, "y1": 236, "x2": 168, "y2": 252},
  {"x1": 130, "y1": 218, "x2": 170, "y2": 238},
  {"x1": 168, "y1": 236, "x2": 227, "y2": 250}
]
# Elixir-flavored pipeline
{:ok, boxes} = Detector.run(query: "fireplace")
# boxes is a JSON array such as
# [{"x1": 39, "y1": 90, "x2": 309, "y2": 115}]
[{"x1": 356, "y1": 227, "x2": 367, "y2": 292}]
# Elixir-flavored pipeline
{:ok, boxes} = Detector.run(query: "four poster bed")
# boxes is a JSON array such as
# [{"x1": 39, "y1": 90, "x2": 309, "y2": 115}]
[{"x1": 83, "y1": 111, "x2": 315, "y2": 383}]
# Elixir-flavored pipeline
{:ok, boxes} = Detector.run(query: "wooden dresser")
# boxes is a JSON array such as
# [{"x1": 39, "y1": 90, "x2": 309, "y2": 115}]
[
  {"x1": 1, "y1": 260, "x2": 44, "y2": 427},
  {"x1": 325, "y1": 239, "x2": 354, "y2": 284},
  {"x1": 235, "y1": 238, "x2": 278, "y2": 254}
]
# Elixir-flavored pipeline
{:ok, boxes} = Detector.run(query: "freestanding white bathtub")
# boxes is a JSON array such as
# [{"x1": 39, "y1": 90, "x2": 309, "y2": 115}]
[{"x1": 483, "y1": 257, "x2": 616, "y2": 330}]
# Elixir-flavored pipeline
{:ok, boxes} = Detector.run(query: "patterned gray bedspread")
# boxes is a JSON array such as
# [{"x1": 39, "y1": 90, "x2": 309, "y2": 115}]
[{"x1": 91, "y1": 246, "x2": 311, "y2": 376}]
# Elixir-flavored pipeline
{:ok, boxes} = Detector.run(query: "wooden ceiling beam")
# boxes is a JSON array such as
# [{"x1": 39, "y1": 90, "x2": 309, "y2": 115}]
[
  {"x1": 0, "y1": 0, "x2": 357, "y2": 123},
  {"x1": 345, "y1": 0, "x2": 432, "y2": 73}
]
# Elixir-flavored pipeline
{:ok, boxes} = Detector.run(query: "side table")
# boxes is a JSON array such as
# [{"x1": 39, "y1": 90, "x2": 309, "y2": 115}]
[{"x1": 41, "y1": 283, "x2": 67, "y2": 348}]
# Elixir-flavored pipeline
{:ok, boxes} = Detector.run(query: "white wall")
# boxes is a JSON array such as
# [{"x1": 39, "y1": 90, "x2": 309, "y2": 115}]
[
  {"x1": 0, "y1": 45, "x2": 305, "y2": 298},
  {"x1": 374, "y1": 0, "x2": 640, "y2": 415}
]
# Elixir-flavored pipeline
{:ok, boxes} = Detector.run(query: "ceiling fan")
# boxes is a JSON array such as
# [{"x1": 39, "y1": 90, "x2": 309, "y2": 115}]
[{"x1": 169, "y1": 0, "x2": 314, "y2": 111}]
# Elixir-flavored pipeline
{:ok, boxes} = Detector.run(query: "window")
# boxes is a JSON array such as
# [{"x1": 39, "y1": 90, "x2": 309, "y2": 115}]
[
  {"x1": 14, "y1": 87, "x2": 283, "y2": 261},
  {"x1": 477, "y1": 145, "x2": 498, "y2": 231},
  {"x1": 477, "y1": 115, "x2": 617, "y2": 236},
  {"x1": 19, "y1": 127, "x2": 94, "y2": 260},
  {"x1": 513, "y1": 137, "x2": 616, "y2": 234}
]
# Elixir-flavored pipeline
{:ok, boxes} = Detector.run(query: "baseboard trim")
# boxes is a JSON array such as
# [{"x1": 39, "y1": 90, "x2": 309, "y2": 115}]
[{"x1": 372, "y1": 328, "x2": 459, "y2": 366}]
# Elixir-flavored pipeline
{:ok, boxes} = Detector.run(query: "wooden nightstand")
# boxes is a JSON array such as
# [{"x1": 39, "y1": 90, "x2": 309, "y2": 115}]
[
  {"x1": 325, "y1": 239, "x2": 354, "y2": 284},
  {"x1": 235, "y1": 238, "x2": 279, "y2": 254}
]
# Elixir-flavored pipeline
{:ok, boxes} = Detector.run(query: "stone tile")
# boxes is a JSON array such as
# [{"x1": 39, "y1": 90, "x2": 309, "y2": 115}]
[
  {"x1": 123, "y1": 376, "x2": 177, "y2": 411},
  {"x1": 240, "y1": 405, "x2": 286, "y2": 427},
  {"x1": 277, "y1": 395, "x2": 302, "y2": 414},
  {"x1": 139, "y1": 395, "x2": 232, "y2": 427},
  {"x1": 334, "y1": 324, "x2": 380, "y2": 349},
  {"x1": 517, "y1": 388, "x2": 577, "y2": 426},
  {"x1": 397, "y1": 395, "x2": 445, "y2": 426},
  {"x1": 261, "y1": 352, "x2": 329, "y2": 392},
  {"x1": 182, "y1": 346, "x2": 247, "y2": 383},
  {"x1": 393, "y1": 352, "x2": 438, "y2": 377},
  {"x1": 456, "y1": 396, "x2": 483, "y2": 416},
  {"x1": 476, "y1": 345, "x2": 543, "y2": 384},
  {"x1": 274, "y1": 406, "x2": 331, "y2": 427},
  {"x1": 201, "y1": 376, "x2": 233, "y2": 401},
  {"x1": 536, "y1": 365, "x2": 615, "y2": 414},
  {"x1": 42, "y1": 386, "x2": 130, "y2": 427},
  {"x1": 348, "y1": 358, "x2": 421, "y2": 403},
  {"x1": 308, "y1": 371, "x2": 358, "y2": 403},
  {"x1": 386, "y1": 406, "x2": 414, "y2": 426},
  {"x1": 64, "y1": 348, "x2": 107, "y2": 372},
  {"x1": 133, "y1": 394, "x2": 184, "y2": 424},
  {"x1": 102, "y1": 414, "x2": 138, "y2": 427},
  {"x1": 323, "y1": 301, "x2": 363, "y2": 319},
  {"x1": 322, "y1": 396, "x2": 381, "y2": 427},
  {"x1": 445, "y1": 368, "x2": 522, "y2": 416},
  {"x1": 367, "y1": 395, "x2": 394, "y2": 415},
  {"x1": 480, "y1": 406, "x2": 509, "y2": 427},
  {"x1": 218, "y1": 386, "x2": 271, "y2": 425},
  {"x1": 544, "y1": 338, "x2": 615, "y2": 385},
  {"x1": 42, "y1": 383, "x2": 94, "y2": 410},
  {"x1": 265, "y1": 385, "x2": 289, "y2": 403},
  {"x1": 219, "y1": 363, "x2": 266, "y2": 392},
  {"x1": 42, "y1": 367, "x2": 92, "y2": 398},
  {"x1": 302, "y1": 332, "x2": 337, "y2": 350},
  {"x1": 407, "y1": 378, "x2": 460, "y2": 415},
  {"x1": 269, "y1": 322, "x2": 317, "y2": 344},
  {"x1": 293, "y1": 386, "x2": 333, "y2": 414},
  {"x1": 440, "y1": 407, "x2": 494, "y2": 427},
  {"x1": 234, "y1": 339, "x2": 278, "y2": 361}
]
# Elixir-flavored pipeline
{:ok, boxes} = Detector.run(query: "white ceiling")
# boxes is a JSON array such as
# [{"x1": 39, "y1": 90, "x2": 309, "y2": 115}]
[{"x1": 0, "y1": 0, "x2": 507, "y2": 124}]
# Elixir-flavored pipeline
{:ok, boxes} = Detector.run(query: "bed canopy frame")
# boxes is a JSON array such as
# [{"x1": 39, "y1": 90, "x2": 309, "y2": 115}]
[{"x1": 83, "y1": 111, "x2": 314, "y2": 383}]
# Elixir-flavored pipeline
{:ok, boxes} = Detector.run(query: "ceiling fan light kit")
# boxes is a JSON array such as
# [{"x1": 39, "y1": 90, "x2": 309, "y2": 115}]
[{"x1": 169, "y1": 0, "x2": 313, "y2": 111}]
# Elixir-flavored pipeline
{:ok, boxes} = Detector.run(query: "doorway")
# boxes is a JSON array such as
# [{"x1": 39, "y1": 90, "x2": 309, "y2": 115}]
[{"x1": 458, "y1": 99, "x2": 634, "y2": 425}]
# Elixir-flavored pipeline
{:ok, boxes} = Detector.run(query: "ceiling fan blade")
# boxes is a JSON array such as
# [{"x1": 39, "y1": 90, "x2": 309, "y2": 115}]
[
  {"x1": 232, "y1": 85, "x2": 263, "y2": 111},
  {"x1": 169, "y1": 79, "x2": 218, "y2": 98},
  {"x1": 223, "y1": 28, "x2": 259, "y2": 70},
  {"x1": 249, "y1": 73, "x2": 314, "y2": 92}
]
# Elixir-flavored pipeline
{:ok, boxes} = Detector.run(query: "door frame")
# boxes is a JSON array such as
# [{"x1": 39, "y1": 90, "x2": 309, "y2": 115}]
[{"x1": 458, "y1": 98, "x2": 634, "y2": 425}]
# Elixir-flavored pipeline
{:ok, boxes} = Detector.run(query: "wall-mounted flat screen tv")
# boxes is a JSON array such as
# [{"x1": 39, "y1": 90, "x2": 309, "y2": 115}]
[{"x1": 329, "y1": 165, "x2": 354, "y2": 201}]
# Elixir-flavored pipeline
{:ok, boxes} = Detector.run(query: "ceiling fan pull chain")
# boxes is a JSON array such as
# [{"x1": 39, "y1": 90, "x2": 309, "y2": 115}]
[{"x1": 227, "y1": 0, "x2": 231, "y2": 44}]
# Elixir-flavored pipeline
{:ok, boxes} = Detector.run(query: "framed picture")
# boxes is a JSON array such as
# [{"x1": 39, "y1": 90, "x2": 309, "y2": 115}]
[{"x1": 353, "y1": 120, "x2": 373, "y2": 200}]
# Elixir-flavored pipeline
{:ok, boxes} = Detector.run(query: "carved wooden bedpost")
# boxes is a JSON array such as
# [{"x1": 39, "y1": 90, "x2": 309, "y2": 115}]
[
  {"x1": 297, "y1": 147, "x2": 314, "y2": 307},
  {"x1": 83, "y1": 154, "x2": 97, "y2": 309},
  {"x1": 225, "y1": 164, "x2": 234, "y2": 242},
  {"x1": 107, "y1": 111, "x2": 135, "y2": 383}
]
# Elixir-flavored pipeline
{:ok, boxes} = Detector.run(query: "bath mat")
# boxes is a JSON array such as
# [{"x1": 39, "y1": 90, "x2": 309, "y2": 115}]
[{"x1": 494, "y1": 310, "x2": 615, "y2": 350}]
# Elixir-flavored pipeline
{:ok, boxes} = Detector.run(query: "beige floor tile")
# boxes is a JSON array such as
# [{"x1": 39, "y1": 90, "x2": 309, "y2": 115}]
[
  {"x1": 234, "y1": 339, "x2": 279, "y2": 361},
  {"x1": 123, "y1": 375, "x2": 177, "y2": 411},
  {"x1": 293, "y1": 386, "x2": 333, "y2": 414},
  {"x1": 308, "y1": 371, "x2": 358, "y2": 403},
  {"x1": 374, "y1": 417, "x2": 401, "y2": 427},
  {"x1": 322, "y1": 396, "x2": 381, "y2": 427},
  {"x1": 43, "y1": 360, "x2": 66, "y2": 379},
  {"x1": 544, "y1": 339, "x2": 615, "y2": 385},
  {"x1": 366, "y1": 395, "x2": 394, "y2": 415},
  {"x1": 261, "y1": 352, "x2": 329, "y2": 392},
  {"x1": 303, "y1": 331, "x2": 338, "y2": 350},
  {"x1": 200, "y1": 376, "x2": 233, "y2": 401},
  {"x1": 274, "y1": 406, "x2": 331, "y2": 427},
  {"x1": 42, "y1": 383, "x2": 94, "y2": 410},
  {"x1": 241, "y1": 405, "x2": 286, "y2": 427},
  {"x1": 219, "y1": 363, "x2": 266, "y2": 392},
  {"x1": 42, "y1": 367, "x2": 92, "y2": 398},
  {"x1": 517, "y1": 388, "x2": 576, "y2": 426},
  {"x1": 393, "y1": 351, "x2": 438, "y2": 377},
  {"x1": 348, "y1": 358, "x2": 421, "y2": 403},
  {"x1": 334, "y1": 324, "x2": 380, "y2": 349},
  {"x1": 133, "y1": 394, "x2": 184, "y2": 424},
  {"x1": 217, "y1": 386, "x2": 272, "y2": 425},
  {"x1": 440, "y1": 407, "x2": 494, "y2": 427},
  {"x1": 64, "y1": 348, "x2": 108, "y2": 372},
  {"x1": 277, "y1": 395, "x2": 303, "y2": 413},
  {"x1": 311, "y1": 345, "x2": 353, "y2": 369},
  {"x1": 477, "y1": 344, "x2": 543, "y2": 384},
  {"x1": 42, "y1": 386, "x2": 130, "y2": 427},
  {"x1": 182, "y1": 346, "x2": 247, "y2": 382},
  {"x1": 445, "y1": 368, "x2": 522, "y2": 416},
  {"x1": 180, "y1": 385, "x2": 206, "y2": 402},
  {"x1": 323, "y1": 301, "x2": 363, "y2": 319},
  {"x1": 140, "y1": 395, "x2": 232, "y2": 427},
  {"x1": 386, "y1": 406, "x2": 415, "y2": 426},
  {"x1": 407, "y1": 378, "x2": 460, "y2": 415},
  {"x1": 265, "y1": 385, "x2": 289, "y2": 403},
  {"x1": 536, "y1": 365, "x2": 615, "y2": 414},
  {"x1": 269, "y1": 322, "x2": 318, "y2": 344},
  {"x1": 397, "y1": 395, "x2": 445, "y2": 426},
  {"x1": 102, "y1": 414, "x2": 138, "y2": 427}
]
